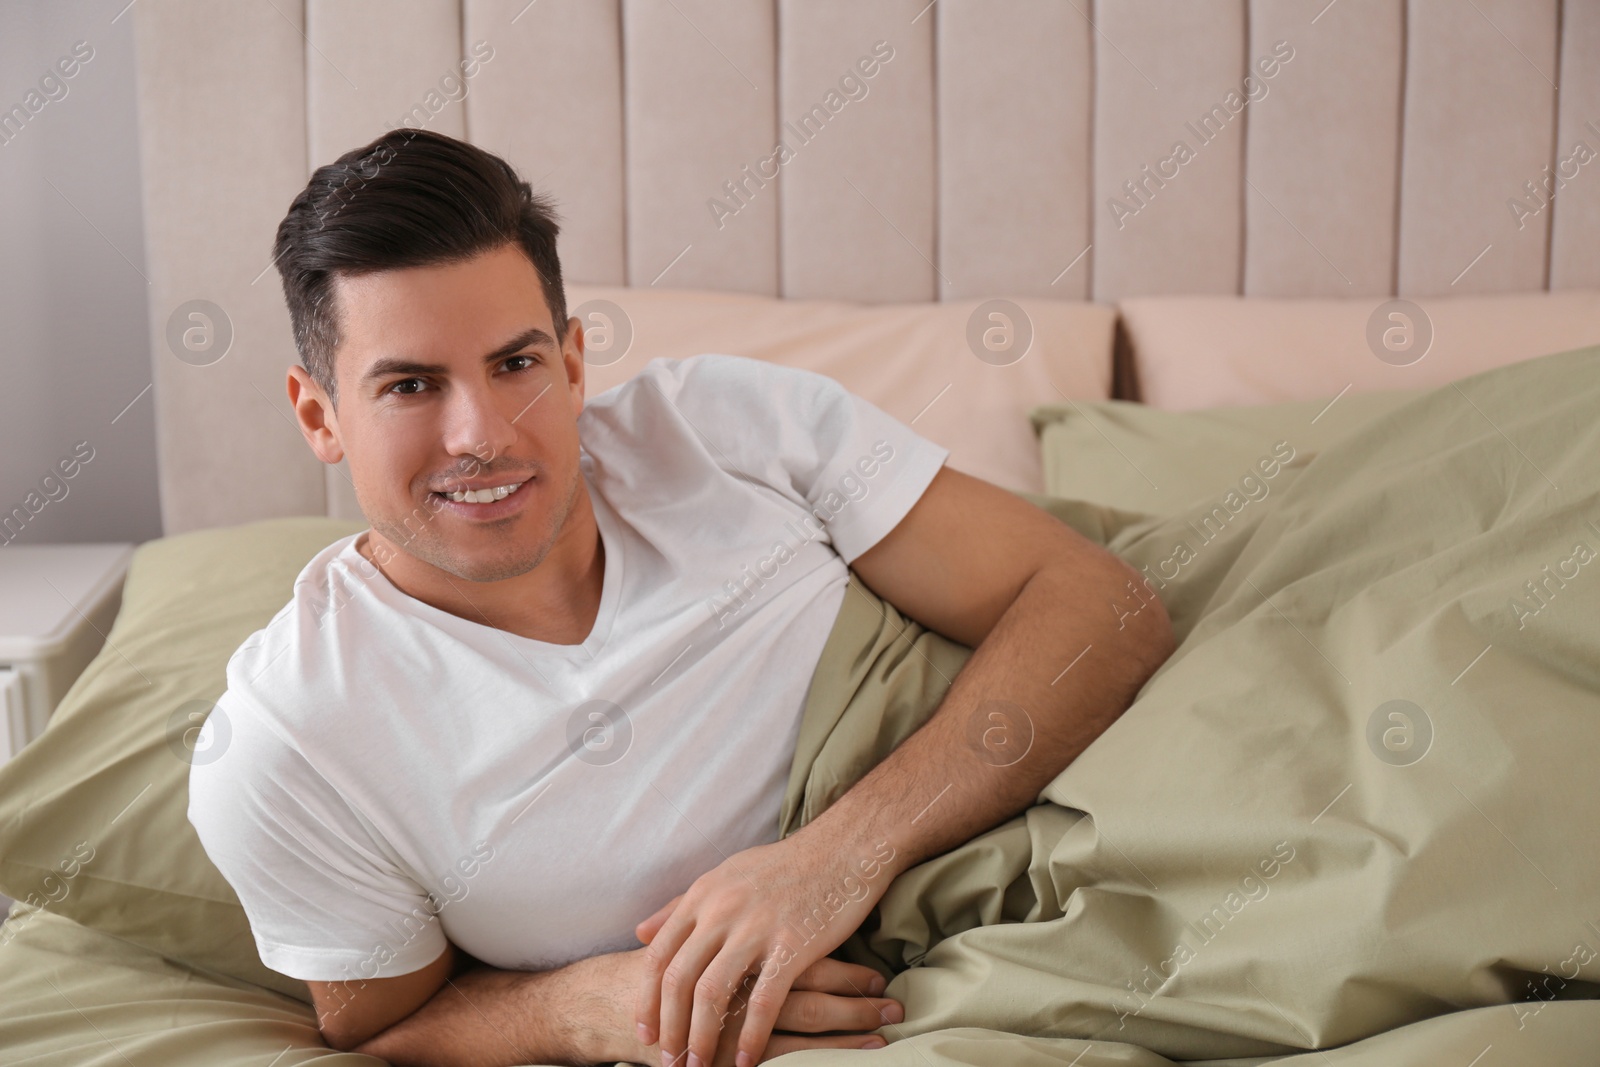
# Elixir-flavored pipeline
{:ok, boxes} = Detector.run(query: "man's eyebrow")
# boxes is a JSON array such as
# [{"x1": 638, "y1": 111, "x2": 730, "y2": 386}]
[{"x1": 360, "y1": 327, "x2": 559, "y2": 387}]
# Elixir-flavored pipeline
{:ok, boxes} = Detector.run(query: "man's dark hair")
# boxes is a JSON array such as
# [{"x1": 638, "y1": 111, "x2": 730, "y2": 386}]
[{"x1": 273, "y1": 128, "x2": 566, "y2": 409}]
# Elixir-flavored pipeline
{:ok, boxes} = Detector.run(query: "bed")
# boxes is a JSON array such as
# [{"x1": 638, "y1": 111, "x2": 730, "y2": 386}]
[
  {"x1": 6, "y1": 1, "x2": 1600, "y2": 1063},
  {"x1": 5, "y1": 339, "x2": 1600, "y2": 1067}
]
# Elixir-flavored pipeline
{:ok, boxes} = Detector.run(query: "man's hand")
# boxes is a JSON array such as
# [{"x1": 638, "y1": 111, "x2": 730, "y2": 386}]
[
  {"x1": 614, "y1": 932, "x2": 899, "y2": 1066},
  {"x1": 631, "y1": 833, "x2": 895, "y2": 1067}
]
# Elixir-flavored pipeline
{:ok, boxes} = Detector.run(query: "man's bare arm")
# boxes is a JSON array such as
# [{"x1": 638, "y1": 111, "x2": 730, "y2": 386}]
[
  {"x1": 310, "y1": 943, "x2": 459, "y2": 1052},
  {"x1": 322, "y1": 941, "x2": 898, "y2": 1067},
  {"x1": 634, "y1": 467, "x2": 1180, "y2": 1067},
  {"x1": 334, "y1": 947, "x2": 647, "y2": 1067},
  {"x1": 810, "y1": 465, "x2": 1178, "y2": 881}
]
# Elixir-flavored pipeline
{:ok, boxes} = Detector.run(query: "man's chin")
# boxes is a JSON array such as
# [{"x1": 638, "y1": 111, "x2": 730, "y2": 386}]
[
  {"x1": 447, "y1": 552, "x2": 546, "y2": 584},
  {"x1": 369, "y1": 523, "x2": 548, "y2": 585},
  {"x1": 425, "y1": 537, "x2": 548, "y2": 584}
]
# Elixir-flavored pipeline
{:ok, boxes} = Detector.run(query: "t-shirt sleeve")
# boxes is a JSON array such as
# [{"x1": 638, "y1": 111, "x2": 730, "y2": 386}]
[
  {"x1": 638, "y1": 353, "x2": 950, "y2": 564},
  {"x1": 186, "y1": 690, "x2": 448, "y2": 982}
]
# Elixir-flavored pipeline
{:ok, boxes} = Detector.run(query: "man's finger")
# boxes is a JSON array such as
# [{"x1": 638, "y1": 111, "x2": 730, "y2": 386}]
[
  {"x1": 634, "y1": 911, "x2": 695, "y2": 1046},
  {"x1": 656, "y1": 929, "x2": 723, "y2": 1067},
  {"x1": 685, "y1": 949, "x2": 759, "y2": 1067},
  {"x1": 734, "y1": 951, "x2": 797, "y2": 1067},
  {"x1": 635, "y1": 893, "x2": 684, "y2": 945},
  {"x1": 774, "y1": 990, "x2": 902, "y2": 1035},
  {"x1": 791, "y1": 957, "x2": 888, "y2": 997}
]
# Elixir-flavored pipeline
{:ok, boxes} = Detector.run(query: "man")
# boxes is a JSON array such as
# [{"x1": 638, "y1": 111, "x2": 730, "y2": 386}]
[{"x1": 187, "y1": 129, "x2": 1175, "y2": 1067}]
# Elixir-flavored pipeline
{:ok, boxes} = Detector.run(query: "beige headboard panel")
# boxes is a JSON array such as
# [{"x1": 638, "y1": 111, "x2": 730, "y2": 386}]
[{"x1": 133, "y1": 0, "x2": 1600, "y2": 533}]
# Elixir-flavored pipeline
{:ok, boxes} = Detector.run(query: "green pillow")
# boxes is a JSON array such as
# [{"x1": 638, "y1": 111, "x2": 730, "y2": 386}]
[
  {"x1": 1028, "y1": 388, "x2": 1427, "y2": 514},
  {"x1": 0, "y1": 517, "x2": 365, "y2": 1003}
]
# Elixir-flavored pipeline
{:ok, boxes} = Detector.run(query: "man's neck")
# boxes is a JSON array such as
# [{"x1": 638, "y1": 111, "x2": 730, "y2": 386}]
[{"x1": 355, "y1": 489, "x2": 606, "y2": 647}]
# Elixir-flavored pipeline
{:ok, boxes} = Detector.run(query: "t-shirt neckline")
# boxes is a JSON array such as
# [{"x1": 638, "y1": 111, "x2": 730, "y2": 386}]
[{"x1": 342, "y1": 468, "x2": 623, "y2": 661}]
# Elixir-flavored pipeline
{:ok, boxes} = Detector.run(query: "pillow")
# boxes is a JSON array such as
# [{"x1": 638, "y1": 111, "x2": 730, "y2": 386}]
[
  {"x1": 1028, "y1": 387, "x2": 1426, "y2": 514},
  {"x1": 0, "y1": 517, "x2": 365, "y2": 1004},
  {"x1": 1120, "y1": 290, "x2": 1600, "y2": 410},
  {"x1": 565, "y1": 283, "x2": 1116, "y2": 495}
]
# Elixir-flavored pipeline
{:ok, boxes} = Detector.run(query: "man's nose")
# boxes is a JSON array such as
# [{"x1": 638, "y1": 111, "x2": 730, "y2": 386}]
[{"x1": 441, "y1": 380, "x2": 518, "y2": 463}]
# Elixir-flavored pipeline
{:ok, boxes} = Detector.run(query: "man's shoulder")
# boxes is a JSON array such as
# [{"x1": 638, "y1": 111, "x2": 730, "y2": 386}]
[
  {"x1": 186, "y1": 680, "x2": 310, "y2": 816},
  {"x1": 221, "y1": 532, "x2": 367, "y2": 726}
]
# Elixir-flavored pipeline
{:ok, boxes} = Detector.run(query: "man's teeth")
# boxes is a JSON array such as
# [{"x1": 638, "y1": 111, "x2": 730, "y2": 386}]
[{"x1": 444, "y1": 481, "x2": 523, "y2": 504}]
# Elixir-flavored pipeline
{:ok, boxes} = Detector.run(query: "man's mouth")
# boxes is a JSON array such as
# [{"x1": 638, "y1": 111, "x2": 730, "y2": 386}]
[
  {"x1": 434, "y1": 479, "x2": 526, "y2": 504},
  {"x1": 427, "y1": 476, "x2": 535, "y2": 519}
]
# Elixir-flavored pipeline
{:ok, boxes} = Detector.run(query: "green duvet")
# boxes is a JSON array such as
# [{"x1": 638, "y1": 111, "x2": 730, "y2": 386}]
[
  {"x1": 776, "y1": 343, "x2": 1600, "y2": 1064},
  {"x1": 2, "y1": 345, "x2": 1598, "y2": 1065}
]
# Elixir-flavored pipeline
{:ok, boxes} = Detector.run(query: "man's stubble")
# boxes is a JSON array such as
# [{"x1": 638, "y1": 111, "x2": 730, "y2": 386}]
[{"x1": 367, "y1": 457, "x2": 584, "y2": 585}]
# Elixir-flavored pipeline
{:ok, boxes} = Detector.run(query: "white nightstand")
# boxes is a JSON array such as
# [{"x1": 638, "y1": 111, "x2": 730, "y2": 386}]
[{"x1": 0, "y1": 543, "x2": 135, "y2": 762}]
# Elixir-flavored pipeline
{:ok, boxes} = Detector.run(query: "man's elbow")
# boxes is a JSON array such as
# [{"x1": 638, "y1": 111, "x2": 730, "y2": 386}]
[
  {"x1": 316, "y1": 1012, "x2": 369, "y2": 1053},
  {"x1": 306, "y1": 944, "x2": 458, "y2": 1053},
  {"x1": 1045, "y1": 548, "x2": 1176, "y2": 689},
  {"x1": 1107, "y1": 554, "x2": 1177, "y2": 681},
  {"x1": 317, "y1": 1002, "x2": 390, "y2": 1054}
]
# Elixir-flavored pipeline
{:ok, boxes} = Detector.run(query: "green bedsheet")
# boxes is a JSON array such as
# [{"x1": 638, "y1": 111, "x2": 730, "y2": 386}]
[{"x1": 3, "y1": 344, "x2": 1598, "y2": 1064}]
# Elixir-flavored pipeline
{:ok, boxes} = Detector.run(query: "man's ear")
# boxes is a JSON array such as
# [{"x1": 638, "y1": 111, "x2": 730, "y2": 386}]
[
  {"x1": 563, "y1": 316, "x2": 587, "y2": 415},
  {"x1": 287, "y1": 365, "x2": 345, "y2": 464}
]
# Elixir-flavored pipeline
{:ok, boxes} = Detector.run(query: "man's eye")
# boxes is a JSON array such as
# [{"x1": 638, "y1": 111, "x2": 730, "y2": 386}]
[{"x1": 387, "y1": 358, "x2": 533, "y2": 396}]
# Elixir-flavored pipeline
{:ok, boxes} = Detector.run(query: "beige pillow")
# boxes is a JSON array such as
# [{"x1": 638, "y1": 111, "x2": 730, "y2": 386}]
[
  {"x1": 566, "y1": 283, "x2": 1117, "y2": 494},
  {"x1": 1121, "y1": 290, "x2": 1600, "y2": 410},
  {"x1": 0, "y1": 517, "x2": 365, "y2": 1004}
]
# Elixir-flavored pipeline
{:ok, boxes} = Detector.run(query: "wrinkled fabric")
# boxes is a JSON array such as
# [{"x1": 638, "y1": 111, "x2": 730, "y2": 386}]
[{"x1": 775, "y1": 345, "x2": 1600, "y2": 1065}]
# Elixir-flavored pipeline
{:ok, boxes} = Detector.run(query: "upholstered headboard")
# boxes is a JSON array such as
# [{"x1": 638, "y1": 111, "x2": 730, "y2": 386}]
[{"x1": 132, "y1": 0, "x2": 1599, "y2": 533}]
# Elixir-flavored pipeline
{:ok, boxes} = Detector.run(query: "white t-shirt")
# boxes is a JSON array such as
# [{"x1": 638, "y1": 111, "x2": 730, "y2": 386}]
[{"x1": 187, "y1": 353, "x2": 949, "y2": 983}]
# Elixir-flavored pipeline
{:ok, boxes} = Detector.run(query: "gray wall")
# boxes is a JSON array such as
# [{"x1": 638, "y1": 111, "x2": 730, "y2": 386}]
[{"x1": 1, "y1": 0, "x2": 162, "y2": 547}]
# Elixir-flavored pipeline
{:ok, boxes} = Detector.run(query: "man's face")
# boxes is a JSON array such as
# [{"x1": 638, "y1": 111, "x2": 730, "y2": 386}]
[{"x1": 293, "y1": 242, "x2": 588, "y2": 584}]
